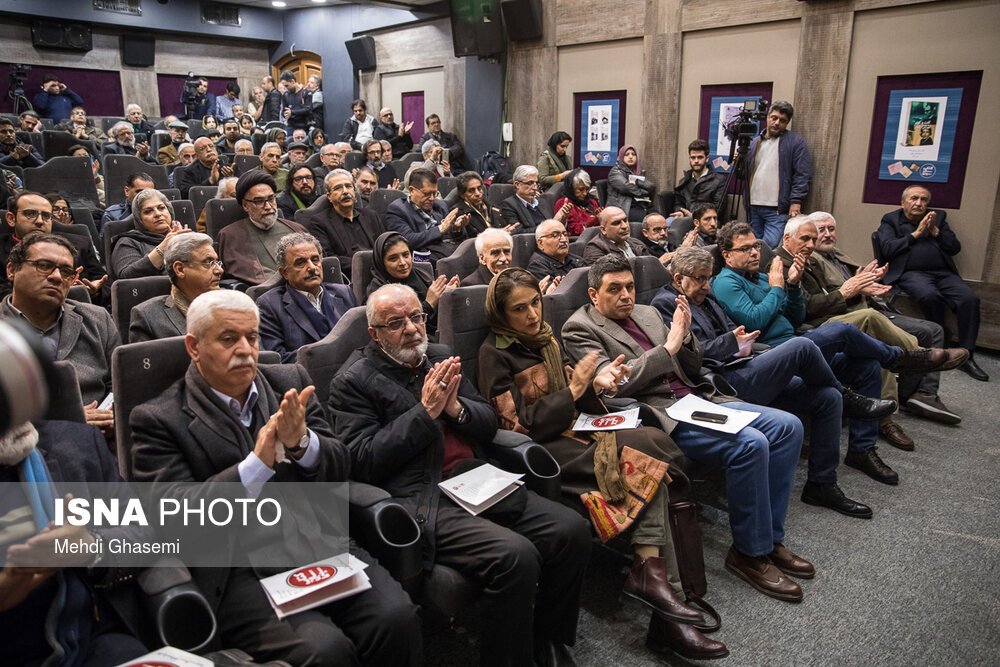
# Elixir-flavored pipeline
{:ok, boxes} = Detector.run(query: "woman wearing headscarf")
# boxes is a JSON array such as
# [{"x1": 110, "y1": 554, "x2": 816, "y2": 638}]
[
  {"x1": 554, "y1": 168, "x2": 601, "y2": 236},
  {"x1": 537, "y1": 131, "x2": 573, "y2": 190},
  {"x1": 265, "y1": 127, "x2": 287, "y2": 152},
  {"x1": 476, "y1": 268, "x2": 721, "y2": 658},
  {"x1": 366, "y1": 231, "x2": 459, "y2": 336},
  {"x1": 607, "y1": 144, "x2": 657, "y2": 222},
  {"x1": 110, "y1": 188, "x2": 192, "y2": 279},
  {"x1": 308, "y1": 128, "x2": 326, "y2": 153},
  {"x1": 201, "y1": 114, "x2": 219, "y2": 131}
]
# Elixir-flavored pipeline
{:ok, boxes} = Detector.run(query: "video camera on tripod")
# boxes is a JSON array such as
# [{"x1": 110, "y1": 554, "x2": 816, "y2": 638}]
[
  {"x1": 724, "y1": 99, "x2": 768, "y2": 164},
  {"x1": 182, "y1": 72, "x2": 202, "y2": 120},
  {"x1": 8, "y1": 64, "x2": 32, "y2": 115}
]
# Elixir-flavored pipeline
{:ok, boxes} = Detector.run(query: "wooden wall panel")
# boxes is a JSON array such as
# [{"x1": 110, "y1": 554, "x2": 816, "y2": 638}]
[
  {"x1": 554, "y1": 0, "x2": 647, "y2": 45},
  {"x1": 506, "y1": 46, "x2": 558, "y2": 168}
]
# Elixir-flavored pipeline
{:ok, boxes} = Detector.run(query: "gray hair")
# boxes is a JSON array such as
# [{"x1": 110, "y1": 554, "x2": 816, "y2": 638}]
[
  {"x1": 670, "y1": 246, "x2": 714, "y2": 277},
  {"x1": 783, "y1": 215, "x2": 816, "y2": 240},
  {"x1": 187, "y1": 290, "x2": 259, "y2": 338},
  {"x1": 475, "y1": 228, "x2": 513, "y2": 255},
  {"x1": 132, "y1": 188, "x2": 174, "y2": 223},
  {"x1": 333, "y1": 141, "x2": 351, "y2": 152},
  {"x1": 234, "y1": 138, "x2": 252, "y2": 151},
  {"x1": 366, "y1": 283, "x2": 419, "y2": 327},
  {"x1": 569, "y1": 169, "x2": 591, "y2": 190},
  {"x1": 513, "y1": 165, "x2": 539, "y2": 183},
  {"x1": 110, "y1": 121, "x2": 132, "y2": 137},
  {"x1": 324, "y1": 168, "x2": 353, "y2": 188},
  {"x1": 261, "y1": 141, "x2": 281, "y2": 155},
  {"x1": 164, "y1": 232, "x2": 213, "y2": 284},
  {"x1": 276, "y1": 232, "x2": 322, "y2": 268},
  {"x1": 535, "y1": 219, "x2": 562, "y2": 240},
  {"x1": 421, "y1": 139, "x2": 441, "y2": 155},
  {"x1": 216, "y1": 176, "x2": 238, "y2": 198},
  {"x1": 177, "y1": 142, "x2": 193, "y2": 153},
  {"x1": 126, "y1": 103, "x2": 142, "y2": 115}
]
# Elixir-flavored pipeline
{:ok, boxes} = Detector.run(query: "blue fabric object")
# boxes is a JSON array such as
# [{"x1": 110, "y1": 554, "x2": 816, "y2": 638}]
[
  {"x1": 711, "y1": 267, "x2": 805, "y2": 346},
  {"x1": 749, "y1": 206, "x2": 787, "y2": 249}
]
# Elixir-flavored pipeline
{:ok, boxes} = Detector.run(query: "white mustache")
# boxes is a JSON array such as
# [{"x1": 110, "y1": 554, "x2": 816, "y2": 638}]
[{"x1": 228, "y1": 356, "x2": 255, "y2": 370}]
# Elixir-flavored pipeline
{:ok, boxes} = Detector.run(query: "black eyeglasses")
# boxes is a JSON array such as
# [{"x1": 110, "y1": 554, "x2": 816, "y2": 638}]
[
  {"x1": 372, "y1": 311, "x2": 427, "y2": 332},
  {"x1": 20, "y1": 209, "x2": 53, "y2": 222},
  {"x1": 729, "y1": 242, "x2": 762, "y2": 254},
  {"x1": 291, "y1": 175, "x2": 314, "y2": 182},
  {"x1": 244, "y1": 194, "x2": 277, "y2": 207},
  {"x1": 51, "y1": 205, "x2": 71, "y2": 213},
  {"x1": 22, "y1": 258, "x2": 76, "y2": 281}
]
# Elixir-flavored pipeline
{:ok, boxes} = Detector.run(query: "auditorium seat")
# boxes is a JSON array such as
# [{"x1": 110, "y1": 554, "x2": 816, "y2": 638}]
[
  {"x1": 111, "y1": 275, "x2": 172, "y2": 342},
  {"x1": 512, "y1": 232, "x2": 537, "y2": 268},
  {"x1": 630, "y1": 255, "x2": 671, "y2": 305},
  {"x1": 576, "y1": 226, "x2": 601, "y2": 245},
  {"x1": 595, "y1": 178, "x2": 609, "y2": 206},
  {"x1": 233, "y1": 154, "x2": 261, "y2": 176},
  {"x1": 342, "y1": 151, "x2": 365, "y2": 172},
  {"x1": 486, "y1": 183, "x2": 514, "y2": 208},
  {"x1": 436, "y1": 237, "x2": 478, "y2": 279},
  {"x1": 436, "y1": 176, "x2": 457, "y2": 197},
  {"x1": 103, "y1": 155, "x2": 170, "y2": 205},
  {"x1": 667, "y1": 216, "x2": 695, "y2": 250},
  {"x1": 188, "y1": 185, "x2": 217, "y2": 219},
  {"x1": 204, "y1": 198, "x2": 245, "y2": 239},
  {"x1": 46, "y1": 361, "x2": 86, "y2": 423},
  {"x1": 369, "y1": 188, "x2": 407, "y2": 219},
  {"x1": 24, "y1": 156, "x2": 100, "y2": 207},
  {"x1": 542, "y1": 266, "x2": 590, "y2": 346},
  {"x1": 41, "y1": 131, "x2": 96, "y2": 161}
]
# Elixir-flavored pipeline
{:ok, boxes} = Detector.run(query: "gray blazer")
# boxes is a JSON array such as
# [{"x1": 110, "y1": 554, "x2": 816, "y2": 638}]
[
  {"x1": 561, "y1": 302, "x2": 722, "y2": 432},
  {"x1": 0, "y1": 296, "x2": 120, "y2": 404},
  {"x1": 129, "y1": 294, "x2": 186, "y2": 343}
]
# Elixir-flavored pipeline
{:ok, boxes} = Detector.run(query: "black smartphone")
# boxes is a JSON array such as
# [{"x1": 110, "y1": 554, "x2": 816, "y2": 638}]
[{"x1": 692, "y1": 411, "x2": 728, "y2": 425}]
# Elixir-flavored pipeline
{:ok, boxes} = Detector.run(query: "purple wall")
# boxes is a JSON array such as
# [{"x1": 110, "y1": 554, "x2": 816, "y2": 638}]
[
  {"x1": 1, "y1": 62, "x2": 123, "y2": 117},
  {"x1": 156, "y1": 75, "x2": 235, "y2": 119}
]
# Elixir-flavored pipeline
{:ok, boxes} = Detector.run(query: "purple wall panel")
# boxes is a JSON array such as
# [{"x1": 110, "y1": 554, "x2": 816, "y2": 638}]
[
  {"x1": 401, "y1": 91, "x2": 424, "y2": 145},
  {"x1": 1, "y1": 62, "x2": 123, "y2": 117},
  {"x1": 156, "y1": 75, "x2": 234, "y2": 119}
]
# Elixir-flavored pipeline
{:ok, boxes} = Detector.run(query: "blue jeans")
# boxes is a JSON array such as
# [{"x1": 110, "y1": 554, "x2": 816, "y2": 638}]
[
  {"x1": 802, "y1": 321, "x2": 902, "y2": 453},
  {"x1": 749, "y1": 206, "x2": 787, "y2": 248},
  {"x1": 671, "y1": 402, "x2": 803, "y2": 557},
  {"x1": 724, "y1": 337, "x2": 843, "y2": 485}
]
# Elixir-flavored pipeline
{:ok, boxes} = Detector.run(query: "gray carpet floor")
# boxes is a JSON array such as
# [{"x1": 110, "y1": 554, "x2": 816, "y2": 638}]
[{"x1": 425, "y1": 352, "x2": 1000, "y2": 666}]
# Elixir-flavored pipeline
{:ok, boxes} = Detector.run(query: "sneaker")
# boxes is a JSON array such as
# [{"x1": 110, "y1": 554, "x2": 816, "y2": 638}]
[{"x1": 904, "y1": 392, "x2": 962, "y2": 425}]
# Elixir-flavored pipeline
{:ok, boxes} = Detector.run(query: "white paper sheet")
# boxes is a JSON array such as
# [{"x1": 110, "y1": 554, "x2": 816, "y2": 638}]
[
  {"x1": 572, "y1": 407, "x2": 640, "y2": 432},
  {"x1": 665, "y1": 394, "x2": 759, "y2": 434},
  {"x1": 116, "y1": 646, "x2": 213, "y2": 667},
  {"x1": 439, "y1": 463, "x2": 524, "y2": 515}
]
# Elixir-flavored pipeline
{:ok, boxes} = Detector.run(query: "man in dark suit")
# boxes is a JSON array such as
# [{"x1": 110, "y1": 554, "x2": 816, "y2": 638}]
[
  {"x1": 329, "y1": 283, "x2": 590, "y2": 667},
  {"x1": 101, "y1": 172, "x2": 156, "y2": 231},
  {"x1": 452, "y1": 171, "x2": 506, "y2": 235},
  {"x1": 176, "y1": 137, "x2": 233, "y2": 198},
  {"x1": 258, "y1": 232, "x2": 357, "y2": 362},
  {"x1": 372, "y1": 107, "x2": 413, "y2": 160},
  {"x1": 3, "y1": 192, "x2": 107, "y2": 302},
  {"x1": 129, "y1": 232, "x2": 222, "y2": 342},
  {"x1": 101, "y1": 121, "x2": 156, "y2": 163},
  {"x1": 300, "y1": 169, "x2": 383, "y2": 270},
  {"x1": 129, "y1": 289, "x2": 422, "y2": 666},
  {"x1": 525, "y1": 219, "x2": 585, "y2": 282},
  {"x1": 384, "y1": 169, "x2": 468, "y2": 265},
  {"x1": 875, "y1": 185, "x2": 986, "y2": 381},
  {"x1": 582, "y1": 207, "x2": 650, "y2": 265},
  {"x1": 499, "y1": 165, "x2": 546, "y2": 233},
  {"x1": 418, "y1": 113, "x2": 471, "y2": 172},
  {"x1": 461, "y1": 228, "x2": 512, "y2": 286},
  {"x1": 1, "y1": 232, "x2": 118, "y2": 434},
  {"x1": 0, "y1": 118, "x2": 43, "y2": 168}
]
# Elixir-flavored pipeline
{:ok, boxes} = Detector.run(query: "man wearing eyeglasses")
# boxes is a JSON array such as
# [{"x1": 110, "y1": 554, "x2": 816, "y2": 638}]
[
  {"x1": 362, "y1": 139, "x2": 395, "y2": 189},
  {"x1": 330, "y1": 282, "x2": 590, "y2": 667},
  {"x1": 711, "y1": 221, "x2": 965, "y2": 485},
  {"x1": 2, "y1": 191, "x2": 107, "y2": 302},
  {"x1": 128, "y1": 232, "x2": 222, "y2": 342},
  {"x1": 101, "y1": 121, "x2": 156, "y2": 163},
  {"x1": 500, "y1": 165, "x2": 546, "y2": 233},
  {"x1": 217, "y1": 171, "x2": 307, "y2": 286},
  {"x1": 276, "y1": 165, "x2": 318, "y2": 220},
  {"x1": 176, "y1": 136, "x2": 234, "y2": 198},
  {"x1": 385, "y1": 169, "x2": 468, "y2": 265},
  {"x1": 638, "y1": 213, "x2": 670, "y2": 257},
  {"x1": 1, "y1": 231, "x2": 119, "y2": 433},
  {"x1": 373, "y1": 107, "x2": 414, "y2": 160},
  {"x1": 526, "y1": 219, "x2": 585, "y2": 282},
  {"x1": 258, "y1": 232, "x2": 357, "y2": 362}
]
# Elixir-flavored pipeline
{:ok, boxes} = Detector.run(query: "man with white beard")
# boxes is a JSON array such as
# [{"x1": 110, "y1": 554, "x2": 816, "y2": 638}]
[
  {"x1": 216, "y1": 170, "x2": 307, "y2": 285},
  {"x1": 101, "y1": 121, "x2": 156, "y2": 163}
]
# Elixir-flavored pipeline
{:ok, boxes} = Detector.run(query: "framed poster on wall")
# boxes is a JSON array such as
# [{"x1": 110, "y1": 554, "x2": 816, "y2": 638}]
[
  {"x1": 573, "y1": 90, "x2": 626, "y2": 180},
  {"x1": 698, "y1": 83, "x2": 773, "y2": 174},
  {"x1": 863, "y1": 71, "x2": 982, "y2": 208}
]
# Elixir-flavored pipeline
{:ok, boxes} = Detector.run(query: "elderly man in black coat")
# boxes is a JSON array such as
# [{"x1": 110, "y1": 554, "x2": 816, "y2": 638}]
[
  {"x1": 328, "y1": 283, "x2": 591, "y2": 667},
  {"x1": 129, "y1": 289, "x2": 421, "y2": 667}
]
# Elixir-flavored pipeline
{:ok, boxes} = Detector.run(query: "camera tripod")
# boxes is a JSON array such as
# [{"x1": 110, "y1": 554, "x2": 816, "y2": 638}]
[{"x1": 718, "y1": 133, "x2": 753, "y2": 222}]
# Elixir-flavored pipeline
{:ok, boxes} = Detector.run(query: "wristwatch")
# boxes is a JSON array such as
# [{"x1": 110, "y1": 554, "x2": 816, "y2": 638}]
[
  {"x1": 285, "y1": 432, "x2": 309, "y2": 453},
  {"x1": 454, "y1": 406, "x2": 469, "y2": 424}
]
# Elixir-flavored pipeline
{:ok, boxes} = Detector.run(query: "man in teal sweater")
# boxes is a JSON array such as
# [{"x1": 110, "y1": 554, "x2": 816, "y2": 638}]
[{"x1": 711, "y1": 221, "x2": 964, "y2": 485}]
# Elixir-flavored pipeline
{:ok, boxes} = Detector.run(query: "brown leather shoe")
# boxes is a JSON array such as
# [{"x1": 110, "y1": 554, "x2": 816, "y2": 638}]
[
  {"x1": 879, "y1": 418, "x2": 915, "y2": 451},
  {"x1": 646, "y1": 614, "x2": 729, "y2": 660},
  {"x1": 769, "y1": 543, "x2": 815, "y2": 579},
  {"x1": 622, "y1": 555, "x2": 704, "y2": 624},
  {"x1": 724, "y1": 546, "x2": 803, "y2": 602}
]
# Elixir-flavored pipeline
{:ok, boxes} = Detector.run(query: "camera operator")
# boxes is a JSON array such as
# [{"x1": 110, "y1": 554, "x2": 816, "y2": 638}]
[
  {"x1": 31, "y1": 73, "x2": 84, "y2": 125},
  {"x1": 182, "y1": 77, "x2": 215, "y2": 122},
  {"x1": 744, "y1": 101, "x2": 813, "y2": 248}
]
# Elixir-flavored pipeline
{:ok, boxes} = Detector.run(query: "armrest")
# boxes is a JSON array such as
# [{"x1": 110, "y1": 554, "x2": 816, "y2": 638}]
[
  {"x1": 219, "y1": 278, "x2": 249, "y2": 292},
  {"x1": 485, "y1": 430, "x2": 561, "y2": 500},
  {"x1": 137, "y1": 558, "x2": 216, "y2": 653},
  {"x1": 793, "y1": 323, "x2": 814, "y2": 335},
  {"x1": 347, "y1": 481, "x2": 422, "y2": 594}
]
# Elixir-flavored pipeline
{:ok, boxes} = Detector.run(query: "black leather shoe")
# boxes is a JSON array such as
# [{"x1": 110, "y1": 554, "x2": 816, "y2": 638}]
[
  {"x1": 958, "y1": 357, "x2": 990, "y2": 382},
  {"x1": 844, "y1": 447, "x2": 899, "y2": 485},
  {"x1": 801, "y1": 481, "x2": 873, "y2": 519},
  {"x1": 841, "y1": 389, "x2": 897, "y2": 421},
  {"x1": 534, "y1": 640, "x2": 577, "y2": 667}
]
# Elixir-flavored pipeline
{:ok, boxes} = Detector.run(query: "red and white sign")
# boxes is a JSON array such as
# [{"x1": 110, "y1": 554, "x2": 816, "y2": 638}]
[
  {"x1": 260, "y1": 554, "x2": 371, "y2": 620},
  {"x1": 287, "y1": 565, "x2": 337, "y2": 588},
  {"x1": 592, "y1": 415, "x2": 625, "y2": 428},
  {"x1": 573, "y1": 407, "x2": 640, "y2": 432}
]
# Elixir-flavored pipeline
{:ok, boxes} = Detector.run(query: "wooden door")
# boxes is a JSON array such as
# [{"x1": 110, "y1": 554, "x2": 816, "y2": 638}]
[{"x1": 272, "y1": 51, "x2": 322, "y2": 88}]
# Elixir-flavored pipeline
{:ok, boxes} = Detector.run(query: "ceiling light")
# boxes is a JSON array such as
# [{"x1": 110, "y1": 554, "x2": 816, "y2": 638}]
[
  {"x1": 271, "y1": 1, "x2": 286, "y2": 7},
  {"x1": 312, "y1": 0, "x2": 327, "y2": 3}
]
